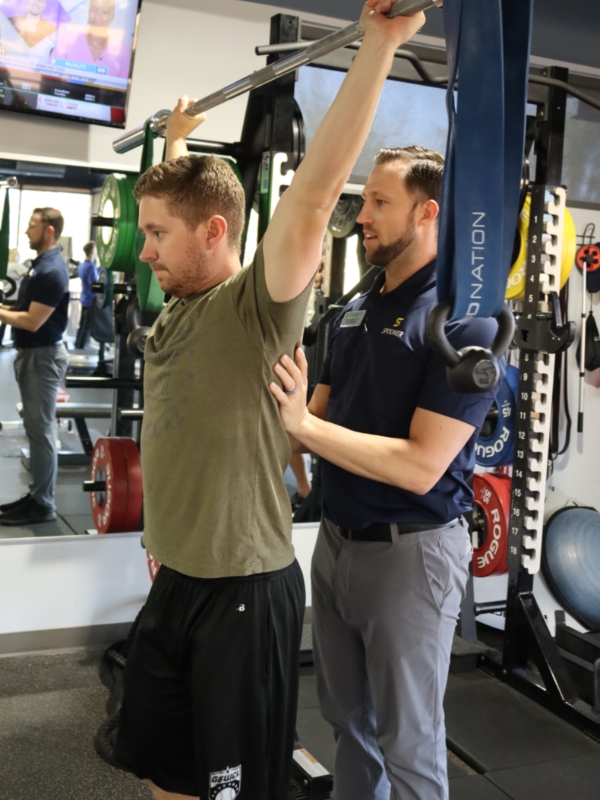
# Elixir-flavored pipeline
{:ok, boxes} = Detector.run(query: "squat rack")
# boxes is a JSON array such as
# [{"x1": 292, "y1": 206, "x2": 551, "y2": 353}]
[{"x1": 111, "y1": 3, "x2": 600, "y2": 738}]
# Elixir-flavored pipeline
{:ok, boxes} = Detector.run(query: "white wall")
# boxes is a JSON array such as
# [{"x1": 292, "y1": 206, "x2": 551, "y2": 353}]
[
  {"x1": 0, "y1": 0, "x2": 347, "y2": 171},
  {"x1": 0, "y1": 523, "x2": 318, "y2": 642}
]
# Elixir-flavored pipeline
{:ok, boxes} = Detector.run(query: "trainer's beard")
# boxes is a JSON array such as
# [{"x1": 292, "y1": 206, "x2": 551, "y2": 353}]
[{"x1": 366, "y1": 207, "x2": 417, "y2": 268}]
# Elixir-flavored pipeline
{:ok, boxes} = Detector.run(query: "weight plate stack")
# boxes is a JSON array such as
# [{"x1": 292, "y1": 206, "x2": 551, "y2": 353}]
[
  {"x1": 90, "y1": 437, "x2": 143, "y2": 533},
  {"x1": 471, "y1": 473, "x2": 511, "y2": 577},
  {"x1": 96, "y1": 173, "x2": 138, "y2": 273},
  {"x1": 475, "y1": 366, "x2": 519, "y2": 467}
]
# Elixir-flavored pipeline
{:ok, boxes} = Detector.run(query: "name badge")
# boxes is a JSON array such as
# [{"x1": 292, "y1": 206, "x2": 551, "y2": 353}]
[{"x1": 340, "y1": 310, "x2": 366, "y2": 328}]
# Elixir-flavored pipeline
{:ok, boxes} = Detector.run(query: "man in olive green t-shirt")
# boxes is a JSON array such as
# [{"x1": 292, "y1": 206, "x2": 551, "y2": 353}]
[{"x1": 113, "y1": 3, "x2": 425, "y2": 799}]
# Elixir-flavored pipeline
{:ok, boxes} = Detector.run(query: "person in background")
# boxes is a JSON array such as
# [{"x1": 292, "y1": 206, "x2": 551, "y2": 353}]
[
  {"x1": 50, "y1": 0, "x2": 131, "y2": 79},
  {"x1": 0, "y1": 208, "x2": 69, "y2": 526},
  {"x1": 9, "y1": 0, "x2": 56, "y2": 49},
  {"x1": 75, "y1": 241, "x2": 99, "y2": 350}
]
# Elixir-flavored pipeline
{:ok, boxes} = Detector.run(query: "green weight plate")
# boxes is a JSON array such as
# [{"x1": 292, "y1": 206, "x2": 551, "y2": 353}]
[
  {"x1": 96, "y1": 173, "x2": 138, "y2": 272},
  {"x1": 96, "y1": 267, "x2": 114, "y2": 310}
]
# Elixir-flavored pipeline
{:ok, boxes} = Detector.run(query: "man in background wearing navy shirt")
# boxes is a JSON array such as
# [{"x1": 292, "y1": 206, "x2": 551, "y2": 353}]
[
  {"x1": 270, "y1": 147, "x2": 498, "y2": 800},
  {"x1": 0, "y1": 207, "x2": 69, "y2": 526},
  {"x1": 75, "y1": 241, "x2": 99, "y2": 350}
]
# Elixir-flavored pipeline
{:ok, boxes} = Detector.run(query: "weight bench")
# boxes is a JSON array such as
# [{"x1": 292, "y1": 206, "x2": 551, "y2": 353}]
[{"x1": 16, "y1": 401, "x2": 112, "y2": 467}]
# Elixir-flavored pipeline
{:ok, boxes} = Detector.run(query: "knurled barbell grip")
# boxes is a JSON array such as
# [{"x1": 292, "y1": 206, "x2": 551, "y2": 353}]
[{"x1": 113, "y1": 0, "x2": 441, "y2": 154}]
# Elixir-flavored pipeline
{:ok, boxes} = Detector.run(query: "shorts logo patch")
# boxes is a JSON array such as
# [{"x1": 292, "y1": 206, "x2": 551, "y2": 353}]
[{"x1": 209, "y1": 765, "x2": 241, "y2": 799}]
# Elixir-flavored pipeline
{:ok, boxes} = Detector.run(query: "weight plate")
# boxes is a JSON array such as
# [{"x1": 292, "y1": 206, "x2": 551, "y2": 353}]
[
  {"x1": 328, "y1": 195, "x2": 363, "y2": 239},
  {"x1": 471, "y1": 473, "x2": 511, "y2": 577},
  {"x1": 96, "y1": 173, "x2": 138, "y2": 272},
  {"x1": 95, "y1": 267, "x2": 114, "y2": 310},
  {"x1": 576, "y1": 243, "x2": 600, "y2": 272},
  {"x1": 90, "y1": 438, "x2": 130, "y2": 533},
  {"x1": 506, "y1": 197, "x2": 576, "y2": 300},
  {"x1": 475, "y1": 366, "x2": 518, "y2": 468},
  {"x1": 119, "y1": 438, "x2": 144, "y2": 532},
  {"x1": 147, "y1": 551, "x2": 161, "y2": 583}
]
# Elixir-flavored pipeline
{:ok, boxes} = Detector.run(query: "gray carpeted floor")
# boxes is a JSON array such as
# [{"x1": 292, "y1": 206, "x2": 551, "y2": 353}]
[{"x1": 0, "y1": 650, "x2": 152, "y2": 800}]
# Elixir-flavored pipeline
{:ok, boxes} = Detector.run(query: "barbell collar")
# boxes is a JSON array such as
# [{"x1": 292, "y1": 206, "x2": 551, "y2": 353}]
[
  {"x1": 91, "y1": 281, "x2": 133, "y2": 295},
  {"x1": 83, "y1": 480, "x2": 106, "y2": 492},
  {"x1": 113, "y1": 0, "x2": 440, "y2": 154},
  {"x1": 118, "y1": 408, "x2": 145, "y2": 420}
]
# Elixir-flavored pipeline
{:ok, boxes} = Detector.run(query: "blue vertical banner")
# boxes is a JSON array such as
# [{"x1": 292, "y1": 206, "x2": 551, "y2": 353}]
[{"x1": 436, "y1": 0, "x2": 533, "y2": 320}]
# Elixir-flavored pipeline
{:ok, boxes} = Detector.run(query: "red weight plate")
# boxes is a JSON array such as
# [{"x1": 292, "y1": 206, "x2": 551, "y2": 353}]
[
  {"x1": 576, "y1": 244, "x2": 600, "y2": 272},
  {"x1": 147, "y1": 551, "x2": 161, "y2": 583},
  {"x1": 471, "y1": 473, "x2": 511, "y2": 577},
  {"x1": 118, "y1": 437, "x2": 144, "y2": 532},
  {"x1": 90, "y1": 438, "x2": 129, "y2": 533}
]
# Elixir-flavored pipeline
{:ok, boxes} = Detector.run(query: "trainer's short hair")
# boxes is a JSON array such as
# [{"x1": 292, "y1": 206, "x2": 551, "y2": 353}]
[
  {"x1": 33, "y1": 207, "x2": 64, "y2": 240},
  {"x1": 133, "y1": 155, "x2": 246, "y2": 253},
  {"x1": 374, "y1": 146, "x2": 445, "y2": 204},
  {"x1": 83, "y1": 241, "x2": 96, "y2": 258}
]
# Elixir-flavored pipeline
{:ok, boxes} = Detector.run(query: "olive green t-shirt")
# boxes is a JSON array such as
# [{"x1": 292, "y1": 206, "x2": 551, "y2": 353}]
[{"x1": 141, "y1": 242, "x2": 312, "y2": 578}]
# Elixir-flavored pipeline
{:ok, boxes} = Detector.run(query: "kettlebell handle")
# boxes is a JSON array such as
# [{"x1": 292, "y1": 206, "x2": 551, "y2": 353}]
[{"x1": 426, "y1": 300, "x2": 515, "y2": 368}]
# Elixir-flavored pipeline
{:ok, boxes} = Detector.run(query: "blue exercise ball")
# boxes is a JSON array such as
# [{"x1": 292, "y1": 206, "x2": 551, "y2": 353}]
[{"x1": 542, "y1": 507, "x2": 600, "y2": 631}]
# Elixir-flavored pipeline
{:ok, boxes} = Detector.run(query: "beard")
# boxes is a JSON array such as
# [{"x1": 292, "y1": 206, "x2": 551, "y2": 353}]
[
  {"x1": 28, "y1": 235, "x2": 45, "y2": 252},
  {"x1": 365, "y1": 206, "x2": 417, "y2": 268},
  {"x1": 154, "y1": 248, "x2": 212, "y2": 298}
]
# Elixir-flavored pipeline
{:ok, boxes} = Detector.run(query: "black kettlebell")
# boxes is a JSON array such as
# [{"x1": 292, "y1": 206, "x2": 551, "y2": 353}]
[
  {"x1": 426, "y1": 300, "x2": 515, "y2": 394},
  {"x1": 126, "y1": 297, "x2": 151, "y2": 357}
]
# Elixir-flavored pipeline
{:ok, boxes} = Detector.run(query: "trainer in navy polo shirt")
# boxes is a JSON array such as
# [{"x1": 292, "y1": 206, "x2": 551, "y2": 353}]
[
  {"x1": 13, "y1": 247, "x2": 70, "y2": 349},
  {"x1": 319, "y1": 259, "x2": 500, "y2": 529}
]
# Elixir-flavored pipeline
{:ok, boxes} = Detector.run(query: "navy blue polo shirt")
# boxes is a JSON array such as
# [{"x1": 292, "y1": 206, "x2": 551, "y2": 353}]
[
  {"x1": 13, "y1": 247, "x2": 70, "y2": 348},
  {"x1": 319, "y1": 261, "x2": 500, "y2": 528}
]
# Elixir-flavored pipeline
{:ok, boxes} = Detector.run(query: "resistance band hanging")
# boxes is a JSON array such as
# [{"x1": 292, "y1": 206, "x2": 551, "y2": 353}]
[
  {"x1": 0, "y1": 190, "x2": 10, "y2": 281},
  {"x1": 427, "y1": 0, "x2": 533, "y2": 392}
]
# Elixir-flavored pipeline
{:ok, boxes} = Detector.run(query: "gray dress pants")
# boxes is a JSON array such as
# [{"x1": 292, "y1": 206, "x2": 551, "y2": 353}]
[
  {"x1": 311, "y1": 517, "x2": 472, "y2": 800},
  {"x1": 13, "y1": 343, "x2": 69, "y2": 511}
]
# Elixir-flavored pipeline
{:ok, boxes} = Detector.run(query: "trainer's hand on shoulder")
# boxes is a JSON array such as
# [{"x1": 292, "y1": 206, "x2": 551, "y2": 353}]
[
  {"x1": 360, "y1": 0, "x2": 425, "y2": 49},
  {"x1": 166, "y1": 95, "x2": 206, "y2": 142},
  {"x1": 269, "y1": 347, "x2": 311, "y2": 438}
]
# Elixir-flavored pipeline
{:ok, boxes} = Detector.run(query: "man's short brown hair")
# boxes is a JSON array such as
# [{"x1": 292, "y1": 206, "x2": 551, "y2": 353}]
[
  {"x1": 375, "y1": 146, "x2": 445, "y2": 204},
  {"x1": 133, "y1": 156, "x2": 246, "y2": 253},
  {"x1": 83, "y1": 241, "x2": 96, "y2": 258},
  {"x1": 33, "y1": 207, "x2": 64, "y2": 240}
]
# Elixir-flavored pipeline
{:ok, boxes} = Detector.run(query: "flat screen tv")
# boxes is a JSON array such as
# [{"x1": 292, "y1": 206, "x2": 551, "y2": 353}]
[{"x1": 0, "y1": 0, "x2": 141, "y2": 127}]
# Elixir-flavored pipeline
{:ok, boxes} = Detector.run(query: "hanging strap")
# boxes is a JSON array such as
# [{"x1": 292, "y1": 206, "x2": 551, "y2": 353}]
[
  {"x1": 0, "y1": 190, "x2": 9, "y2": 281},
  {"x1": 436, "y1": 0, "x2": 533, "y2": 319}
]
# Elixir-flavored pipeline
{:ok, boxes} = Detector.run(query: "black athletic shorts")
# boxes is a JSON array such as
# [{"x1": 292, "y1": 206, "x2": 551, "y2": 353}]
[{"x1": 114, "y1": 559, "x2": 305, "y2": 799}]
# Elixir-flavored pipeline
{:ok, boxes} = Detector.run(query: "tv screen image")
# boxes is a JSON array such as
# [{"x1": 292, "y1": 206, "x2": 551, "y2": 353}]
[{"x1": 0, "y1": 0, "x2": 140, "y2": 126}]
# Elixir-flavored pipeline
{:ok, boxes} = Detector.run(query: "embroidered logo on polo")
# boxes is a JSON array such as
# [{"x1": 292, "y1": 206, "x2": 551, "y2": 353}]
[
  {"x1": 209, "y1": 765, "x2": 241, "y2": 799},
  {"x1": 340, "y1": 310, "x2": 366, "y2": 328},
  {"x1": 382, "y1": 317, "x2": 404, "y2": 338}
]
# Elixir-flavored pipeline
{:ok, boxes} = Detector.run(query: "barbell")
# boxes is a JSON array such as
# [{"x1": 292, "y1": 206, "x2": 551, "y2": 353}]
[{"x1": 112, "y1": 0, "x2": 442, "y2": 155}]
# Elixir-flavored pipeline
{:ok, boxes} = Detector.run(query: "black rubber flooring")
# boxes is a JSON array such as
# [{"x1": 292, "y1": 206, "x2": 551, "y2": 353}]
[{"x1": 2, "y1": 650, "x2": 599, "y2": 799}]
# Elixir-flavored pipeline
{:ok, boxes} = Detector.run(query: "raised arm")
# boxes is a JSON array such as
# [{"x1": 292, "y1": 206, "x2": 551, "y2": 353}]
[
  {"x1": 164, "y1": 96, "x2": 206, "y2": 161},
  {"x1": 263, "y1": 0, "x2": 424, "y2": 302}
]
